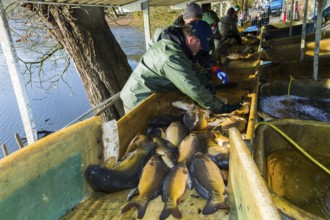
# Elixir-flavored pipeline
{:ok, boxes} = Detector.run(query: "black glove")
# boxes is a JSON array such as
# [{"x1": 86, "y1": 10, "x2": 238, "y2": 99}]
[
  {"x1": 221, "y1": 102, "x2": 242, "y2": 113},
  {"x1": 205, "y1": 83, "x2": 216, "y2": 95}
]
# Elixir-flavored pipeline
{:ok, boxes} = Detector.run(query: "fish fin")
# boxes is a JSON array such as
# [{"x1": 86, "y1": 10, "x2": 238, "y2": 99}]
[
  {"x1": 127, "y1": 187, "x2": 139, "y2": 201},
  {"x1": 159, "y1": 204, "x2": 182, "y2": 220},
  {"x1": 121, "y1": 202, "x2": 138, "y2": 214},
  {"x1": 202, "y1": 199, "x2": 228, "y2": 215},
  {"x1": 137, "y1": 202, "x2": 148, "y2": 219}
]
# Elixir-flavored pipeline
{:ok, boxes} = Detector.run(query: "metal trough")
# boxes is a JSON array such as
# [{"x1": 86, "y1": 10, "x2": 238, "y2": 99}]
[
  {"x1": 258, "y1": 79, "x2": 330, "y2": 121},
  {"x1": 254, "y1": 119, "x2": 330, "y2": 220}
]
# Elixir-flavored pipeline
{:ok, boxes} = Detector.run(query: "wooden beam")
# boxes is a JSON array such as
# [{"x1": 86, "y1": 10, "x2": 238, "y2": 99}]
[{"x1": 142, "y1": 1, "x2": 151, "y2": 50}]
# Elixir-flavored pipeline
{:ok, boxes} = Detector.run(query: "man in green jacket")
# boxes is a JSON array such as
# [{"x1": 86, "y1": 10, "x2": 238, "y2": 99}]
[{"x1": 120, "y1": 20, "x2": 241, "y2": 114}]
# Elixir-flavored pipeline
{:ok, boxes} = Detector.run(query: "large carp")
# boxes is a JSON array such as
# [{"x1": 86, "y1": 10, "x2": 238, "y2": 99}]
[
  {"x1": 177, "y1": 133, "x2": 205, "y2": 163},
  {"x1": 84, "y1": 137, "x2": 156, "y2": 193},
  {"x1": 122, "y1": 155, "x2": 169, "y2": 219},
  {"x1": 165, "y1": 121, "x2": 189, "y2": 147},
  {"x1": 189, "y1": 153, "x2": 228, "y2": 215},
  {"x1": 160, "y1": 162, "x2": 189, "y2": 220},
  {"x1": 153, "y1": 137, "x2": 178, "y2": 168},
  {"x1": 125, "y1": 134, "x2": 149, "y2": 155}
]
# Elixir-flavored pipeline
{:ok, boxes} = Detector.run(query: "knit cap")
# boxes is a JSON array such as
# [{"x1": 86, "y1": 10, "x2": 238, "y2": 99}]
[{"x1": 183, "y1": 3, "x2": 203, "y2": 19}]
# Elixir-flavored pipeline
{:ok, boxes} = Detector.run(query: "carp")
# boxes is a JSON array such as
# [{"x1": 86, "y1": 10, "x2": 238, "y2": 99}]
[
  {"x1": 233, "y1": 101, "x2": 250, "y2": 115},
  {"x1": 183, "y1": 108, "x2": 209, "y2": 131},
  {"x1": 153, "y1": 137, "x2": 178, "y2": 168},
  {"x1": 147, "y1": 127, "x2": 166, "y2": 139},
  {"x1": 220, "y1": 116, "x2": 247, "y2": 135},
  {"x1": 165, "y1": 121, "x2": 189, "y2": 147},
  {"x1": 148, "y1": 114, "x2": 184, "y2": 128},
  {"x1": 125, "y1": 134, "x2": 149, "y2": 155},
  {"x1": 207, "y1": 146, "x2": 230, "y2": 170},
  {"x1": 212, "y1": 127, "x2": 230, "y2": 147},
  {"x1": 122, "y1": 155, "x2": 169, "y2": 219},
  {"x1": 172, "y1": 100, "x2": 195, "y2": 111},
  {"x1": 189, "y1": 153, "x2": 228, "y2": 215},
  {"x1": 177, "y1": 133, "x2": 205, "y2": 163},
  {"x1": 84, "y1": 137, "x2": 156, "y2": 193},
  {"x1": 160, "y1": 162, "x2": 189, "y2": 220}
]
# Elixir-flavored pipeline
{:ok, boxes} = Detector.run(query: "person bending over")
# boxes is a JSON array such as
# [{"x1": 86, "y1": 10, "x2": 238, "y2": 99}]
[{"x1": 120, "y1": 20, "x2": 241, "y2": 114}]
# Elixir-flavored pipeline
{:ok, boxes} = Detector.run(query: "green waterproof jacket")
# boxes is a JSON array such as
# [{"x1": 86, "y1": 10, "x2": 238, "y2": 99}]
[{"x1": 120, "y1": 39, "x2": 225, "y2": 112}]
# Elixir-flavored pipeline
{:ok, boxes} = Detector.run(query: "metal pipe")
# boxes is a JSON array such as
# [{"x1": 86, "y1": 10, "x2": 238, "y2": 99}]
[
  {"x1": 0, "y1": 0, "x2": 37, "y2": 144},
  {"x1": 289, "y1": 0, "x2": 295, "y2": 36},
  {"x1": 313, "y1": 0, "x2": 324, "y2": 81},
  {"x1": 300, "y1": 0, "x2": 309, "y2": 61}
]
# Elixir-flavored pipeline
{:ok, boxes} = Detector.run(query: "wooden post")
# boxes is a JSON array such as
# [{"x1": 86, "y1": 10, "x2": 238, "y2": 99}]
[
  {"x1": 2, "y1": 144, "x2": 9, "y2": 157},
  {"x1": 313, "y1": 0, "x2": 324, "y2": 81},
  {"x1": 300, "y1": 0, "x2": 309, "y2": 61},
  {"x1": 142, "y1": 1, "x2": 151, "y2": 50},
  {"x1": 0, "y1": 1, "x2": 37, "y2": 144},
  {"x1": 15, "y1": 133, "x2": 25, "y2": 149}
]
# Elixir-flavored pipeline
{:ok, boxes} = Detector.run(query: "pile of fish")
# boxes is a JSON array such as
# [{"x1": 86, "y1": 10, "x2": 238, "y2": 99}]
[{"x1": 84, "y1": 100, "x2": 250, "y2": 219}]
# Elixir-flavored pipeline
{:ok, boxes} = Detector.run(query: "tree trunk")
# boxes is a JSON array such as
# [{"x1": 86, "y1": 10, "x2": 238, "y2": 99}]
[{"x1": 24, "y1": 5, "x2": 132, "y2": 121}]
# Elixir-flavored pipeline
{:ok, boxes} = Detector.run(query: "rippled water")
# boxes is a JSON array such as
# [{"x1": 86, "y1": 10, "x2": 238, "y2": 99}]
[
  {"x1": 260, "y1": 95, "x2": 330, "y2": 122},
  {"x1": 0, "y1": 25, "x2": 145, "y2": 157}
]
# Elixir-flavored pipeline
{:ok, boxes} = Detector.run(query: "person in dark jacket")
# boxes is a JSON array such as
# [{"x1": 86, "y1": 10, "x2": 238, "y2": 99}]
[
  {"x1": 218, "y1": 7, "x2": 241, "y2": 45},
  {"x1": 120, "y1": 20, "x2": 241, "y2": 114},
  {"x1": 172, "y1": 2, "x2": 203, "y2": 27},
  {"x1": 216, "y1": 7, "x2": 242, "y2": 59}
]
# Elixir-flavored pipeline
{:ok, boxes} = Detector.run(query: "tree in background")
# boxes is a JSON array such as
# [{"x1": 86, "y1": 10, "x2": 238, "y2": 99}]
[{"x1": 17, "y1": 4, "x2": 132, "y2": 121}]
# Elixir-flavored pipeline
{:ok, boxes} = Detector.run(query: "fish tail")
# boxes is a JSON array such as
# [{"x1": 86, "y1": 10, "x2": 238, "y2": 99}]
[
  {"x1": 159, "y1": 203, "x2": 182, "y2": 220},
  {"x1": 121, "y1": 202, "x2": 138, "y2": 214},
  {"x1": 202, "y1": 199, "x2": 228, "y2": 215}
]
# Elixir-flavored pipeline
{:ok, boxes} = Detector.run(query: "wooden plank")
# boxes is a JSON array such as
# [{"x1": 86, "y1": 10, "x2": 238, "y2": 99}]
[
  {"x1": 15, "y1": 133, "x2": 24, "y2": 149},
  {"x1": 228, "y1": 128, "x2": 281, "y2": 220}
]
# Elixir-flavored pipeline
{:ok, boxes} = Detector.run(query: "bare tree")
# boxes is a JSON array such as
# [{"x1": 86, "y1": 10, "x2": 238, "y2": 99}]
[{"x1": 19, "y1": 4, "x2": 132, "y2": 121}]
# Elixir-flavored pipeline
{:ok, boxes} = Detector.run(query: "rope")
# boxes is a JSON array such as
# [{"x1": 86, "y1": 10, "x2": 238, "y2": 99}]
[
  {"x1": 287, "y1": 75, "x2": 294, "y2": 97},
  {"x1": 64, "y1": 92, "x2": 120, "y2": 128},
  {"x1": 255, "y1": 121, "x2": 330, "y2": 175}
]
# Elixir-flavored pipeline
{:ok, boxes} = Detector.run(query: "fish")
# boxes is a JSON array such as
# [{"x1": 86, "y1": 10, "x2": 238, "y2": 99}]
[
  {"x1": 153, "y1": 137, "x2": 178, "y2": 168},
  {"x1": 207, "y1": 146, "x2": 230, "y2": 170},
  {"x1": 122, "y1": 155, "x2": 169, "y2": 219},
  {"x1": 148, "y1": 114, "x2": 184, "y2": 128},
  {"x1": 124, "y1": 134, "x2": 149, "y2": 155},
  {"x1": 189, "y1": 152, "x2": 228, "y2": 215},
  {"x1": 220, "y1": 116, "x2": 247, "y2": 135},
  {"x1": 160, "y1": 162, "x2": 189, "y2": 220},
  {"x1": 212, "y1": 127, "x2": 230, "y2": 147},
  {"x1": 146, "y1": 127, "x2": 166, "y2": 139},
  {"x1": 84, "y1": 136, "x2": 156, "y2": 193},
  {"x1": 207, "y1": 115, "x2": 232, "y2": 128},
  {"x1": 232, "y1": 102, "x2": 250, "y2": 115},
  {"x1": 172, "y1": 100, "x2": 195, "y2": 111},
  {"x1": 165, "y1": 121, "x2": 189, "y2": 147},
  {"x1": 177, "y1": 133, "x2": 205, "y2": 163},
  {"x1": 183, "y1": 108, "x2": 209, "y2": 131}
]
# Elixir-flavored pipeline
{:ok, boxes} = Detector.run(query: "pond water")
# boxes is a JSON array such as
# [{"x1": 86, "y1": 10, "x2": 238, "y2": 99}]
[
  {"x1": 260, "y1": 95, "x2": 330, "y2": 122},
  {"x1": 0, "y1": 25, "x2": 145, "y2": 157}
]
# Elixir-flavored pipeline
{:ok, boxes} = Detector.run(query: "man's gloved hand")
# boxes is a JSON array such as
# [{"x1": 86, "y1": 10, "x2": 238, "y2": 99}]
[
  {"x1": 211, "y1": 65, "x2": 228, "y2": 84},
  {"x1": 217, "y1": 71, "x2": 228, "y2": 84},
  {"x1": 221, "y1": 102, "x2": 242, "y2": 113}
]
